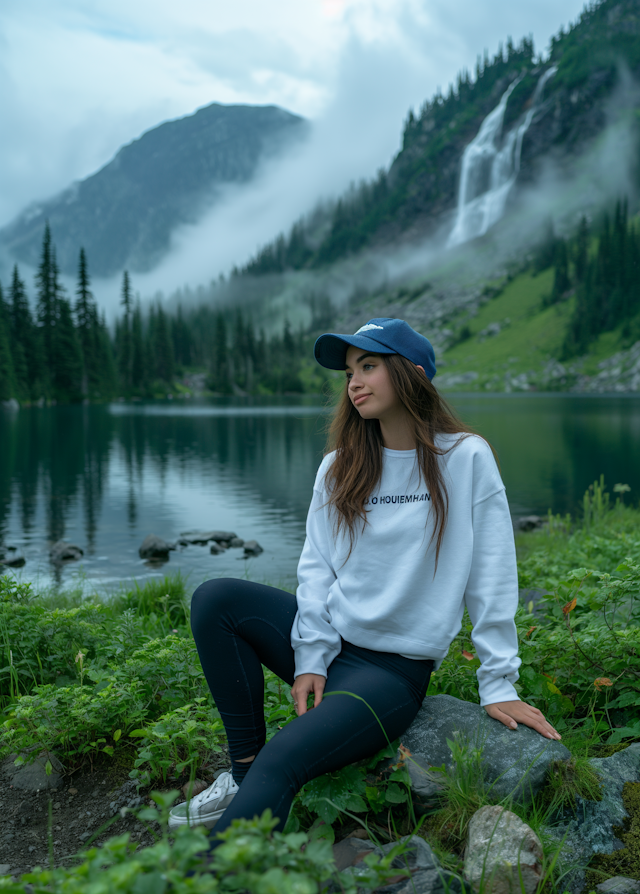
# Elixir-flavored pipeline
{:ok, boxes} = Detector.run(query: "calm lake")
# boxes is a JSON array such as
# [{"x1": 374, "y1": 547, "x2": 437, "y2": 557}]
[{"x1": 1, "y1": 393, "x2": 639, "y2": 596}]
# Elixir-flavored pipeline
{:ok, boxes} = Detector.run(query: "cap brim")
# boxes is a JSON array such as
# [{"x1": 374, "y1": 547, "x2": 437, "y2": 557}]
[{"x1": 314, "y1": 333, "x2": 396, "y2": 370}]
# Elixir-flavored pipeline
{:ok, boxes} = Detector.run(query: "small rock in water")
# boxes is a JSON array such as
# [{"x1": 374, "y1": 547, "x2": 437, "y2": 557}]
[
  {"x1": 180, "y1": 530, "x2": 237, "y2": 545},
  {"x1": 517, "y1": 515, "x2": 546, "y2": 532},
  {"x1": 243, "y1": 540, "x2": 263, "y2": 556},
  {"x1": 464, "y1": 805, "x2": 543, "y2": 894},
  {"x1": 139, "y1": 534, "x2": 173, "y2": 559},
  {"x1": 210, "y1": 542, "x2": 226, "y2": 555},
  {"x1": 1, "y1": 553, "x2": 25, "y2": 567},
  {"x1": 50, "y1": 540, "x2": 84, "y2": 562},
  {"x1": 228, "y1": 537, "x2": 244, "y2": 548}
]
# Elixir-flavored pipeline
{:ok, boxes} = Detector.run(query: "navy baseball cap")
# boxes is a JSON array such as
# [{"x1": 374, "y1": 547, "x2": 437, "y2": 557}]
[{"x1": 314, "y1": 318, "x2": 436, "y2": 379}]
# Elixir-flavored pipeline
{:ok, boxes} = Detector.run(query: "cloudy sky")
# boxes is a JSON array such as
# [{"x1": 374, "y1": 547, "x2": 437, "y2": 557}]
[{"x1": 0, "y1": 0, "x2": 590, "y2": 302}]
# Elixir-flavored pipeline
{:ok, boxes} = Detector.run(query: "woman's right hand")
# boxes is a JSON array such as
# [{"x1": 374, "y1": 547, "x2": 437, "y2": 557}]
[{"x1": 291, "y1": 673, "x2": 326, "y2": 716}]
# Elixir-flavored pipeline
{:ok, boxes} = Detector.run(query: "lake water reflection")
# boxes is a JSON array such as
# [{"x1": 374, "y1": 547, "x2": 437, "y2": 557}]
[{"x1": 1, "y1": 393, "x2": 639, "y2": 594}]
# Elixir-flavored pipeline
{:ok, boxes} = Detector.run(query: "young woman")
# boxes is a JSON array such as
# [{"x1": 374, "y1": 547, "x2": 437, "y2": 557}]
[{"x1": 169, "y1": 317, "x2": 560, "y2": 838}]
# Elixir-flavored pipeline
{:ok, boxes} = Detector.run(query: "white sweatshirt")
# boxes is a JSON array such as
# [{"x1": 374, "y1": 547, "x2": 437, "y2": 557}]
[{"x1": 292, "y1": 434, "x2": 521, "y2": 706}]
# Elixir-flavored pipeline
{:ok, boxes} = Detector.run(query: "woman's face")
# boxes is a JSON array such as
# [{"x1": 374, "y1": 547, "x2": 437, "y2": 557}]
[{"x1": 344, "y1": 346, "x2": 402, "y2": 421}]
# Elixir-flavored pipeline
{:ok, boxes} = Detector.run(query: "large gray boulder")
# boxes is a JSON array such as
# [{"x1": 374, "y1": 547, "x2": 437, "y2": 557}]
[
  {"x1": 400, "y1": 694, "x2": 570, "y2": 805},
  {"x1": 139, "y1": 534, "x2": 174, "y2": 559},
  {"x1": 50, "y1": 541, "x2": 83, "y2": 562},
  {"x1": 547, "y1": 744, "x2": 640, "y2": 893},
  {"x1": 464, "y1": 806, "x2": 543, "y2": 894}
]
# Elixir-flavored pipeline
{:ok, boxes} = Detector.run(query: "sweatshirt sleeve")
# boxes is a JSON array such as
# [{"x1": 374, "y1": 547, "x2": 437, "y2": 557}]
[
  {"x1": 464, "y1": 486, "x2": 522, "y2": 706},
  {"x1": 292, "y1": 474, "x2": 342, "y2": 679}
]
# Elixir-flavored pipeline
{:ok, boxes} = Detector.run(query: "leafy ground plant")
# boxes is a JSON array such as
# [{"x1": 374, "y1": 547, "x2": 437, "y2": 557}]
[{"x1": 0, "y1": 795, "x2": 412, "y2": 894}]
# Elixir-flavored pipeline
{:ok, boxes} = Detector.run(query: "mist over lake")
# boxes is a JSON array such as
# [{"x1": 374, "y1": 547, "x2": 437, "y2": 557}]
[{"x1": 1, "y1": 393, "x2": 639, "y2": 595}]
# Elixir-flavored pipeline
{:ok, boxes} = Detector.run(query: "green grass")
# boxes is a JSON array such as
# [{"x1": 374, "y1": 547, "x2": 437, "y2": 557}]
[
  {"x1": 436, "y1": 265, "x2": 633, "y2": 390},
  {"x1": 441, "y1": 268, "x2": 570, "y2": 386}
]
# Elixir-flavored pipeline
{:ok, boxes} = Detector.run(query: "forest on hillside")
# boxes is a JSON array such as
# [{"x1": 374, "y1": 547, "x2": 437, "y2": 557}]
[
  {"x1": 2, "y1": 203, "x2": 640, "y2": 405},
  {"x1": 0, "y1": 225, "x2": 333, "y2": 404}
]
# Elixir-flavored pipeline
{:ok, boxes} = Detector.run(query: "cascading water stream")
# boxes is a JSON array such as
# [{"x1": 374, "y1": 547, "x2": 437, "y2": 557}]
[{"x1": 447, "y1": 67, "x2": 557, "y2": 247}]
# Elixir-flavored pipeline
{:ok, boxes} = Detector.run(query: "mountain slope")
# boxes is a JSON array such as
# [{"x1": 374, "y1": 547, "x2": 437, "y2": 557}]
[
  {"x1": 243, "y1": 0, "x2": 640, "y2": 275},
  {"x1": 1, "y1": 103, "x2": 306, "y2": 277}
]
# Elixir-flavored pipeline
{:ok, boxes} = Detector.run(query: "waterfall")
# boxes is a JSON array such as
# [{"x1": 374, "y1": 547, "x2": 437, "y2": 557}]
[{"x1": 447, "y1": 67, "x2": 557, "y2": 248}]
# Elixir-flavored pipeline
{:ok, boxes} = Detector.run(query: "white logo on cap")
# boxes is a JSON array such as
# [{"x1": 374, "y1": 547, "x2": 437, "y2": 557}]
[{"x1": 355, "y1": 323, "x2": 384, "y2": 334}]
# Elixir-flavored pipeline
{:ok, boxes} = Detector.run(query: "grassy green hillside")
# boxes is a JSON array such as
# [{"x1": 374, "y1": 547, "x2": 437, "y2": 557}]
[{"x1": 435, "y1": 267, "x2": 633, "y2": 392}]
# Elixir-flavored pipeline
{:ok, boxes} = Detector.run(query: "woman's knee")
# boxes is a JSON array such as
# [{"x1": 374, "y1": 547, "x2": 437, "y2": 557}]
[{"x1": 190, "y1": 578, "x2": 241, "y2": 639}]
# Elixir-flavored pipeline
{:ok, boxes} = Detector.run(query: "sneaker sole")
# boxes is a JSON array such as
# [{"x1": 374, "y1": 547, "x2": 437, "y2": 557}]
[{"x1": 168, "y1": 806, "x2": 227, "y2": 831}]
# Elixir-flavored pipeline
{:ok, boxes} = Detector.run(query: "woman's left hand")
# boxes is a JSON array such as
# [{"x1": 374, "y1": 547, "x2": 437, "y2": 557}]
[{"x1": 484, "y1": 700, "x2": 562, "y2": 740}]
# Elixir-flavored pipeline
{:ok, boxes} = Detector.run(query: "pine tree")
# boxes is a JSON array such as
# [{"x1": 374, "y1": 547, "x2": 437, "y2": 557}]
[
  {"x1": 551, "y1": 239, "x2": 570, "y2": 303},
  {"x1": 75, "y1": 248, "x2": 94, "y2": 396},
  {"x1": 153, "y1": 303, "x2": 174, "y2": 384},
  {"x1": 35, "y1": 223, "x2": 55, "y2": 392},
  {"x1": 0, "y1": 284, "x2": 17, "y2": 402},
  {"x1": 52, "y1": 297, "x2": 83, "y2": 402},
  {"x1": 131, "y1": 302, "x2": 146, "y2": 391},
  {"x1": 211, "y1": 312, "x2": 229, "y2": 392},
  {"x1": 574, "y1": 216, "x2": 589, "y2": 284},
  {"x1": 7, "y1": 267, "x2": 33, "y2": 401},
  {"x1": 119, "y1": 271, "x2": 133, "y2": 392}
]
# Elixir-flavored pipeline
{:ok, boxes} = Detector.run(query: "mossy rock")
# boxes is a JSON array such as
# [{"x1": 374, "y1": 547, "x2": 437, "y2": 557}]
[{"x1": 585, "y1": 782, "x2": 640, "y2": 889}]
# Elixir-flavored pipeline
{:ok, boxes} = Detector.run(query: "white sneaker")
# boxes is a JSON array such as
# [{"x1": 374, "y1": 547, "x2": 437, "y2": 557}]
[{"x1": 168, "y1": 771, "x2": 239, "y2": 830}]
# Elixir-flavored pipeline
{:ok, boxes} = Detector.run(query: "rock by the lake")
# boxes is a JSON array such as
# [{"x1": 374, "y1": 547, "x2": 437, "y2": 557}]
[
  {"x1": 210, "y1": 542, "x2": 227, "y2": 555},
  {"x1": 547, "y1": 744, "x2": 640, "y2": 894},
  {"x1": 596, "y1": 879, "x2": 640, "y2": 894},
  {"x1": 346, "y1": 835, "x2": 461, "y2": 894},
  {"x1": 179, "y1": 530, "x2": 237, "y2": 545},
  {"x1": 4, "y1": 752, "x2": 63, "y2": 791},
  {"x1": 139, "y1": 534, "x2": 174, "y2": 559},
  {"x1": 464, "y1": 806, "x2": 543, "y2": 894},
  {"x1": 400, "y1": 694, "x2": 570, "y2": 805},
  {"x1": 50, "y1": 541, "x2": 84, "y2": 562},
  {"x1": 517, "y1": 515, "x2": 546, "y2": 532},
  {"x1": 228, "y1": 537, "x2": 245, "y2": 548},
  {"x1": 1, "y1": 553, "x2": 25, "y2": 568},
  {"x1": 243, "y1": 540, "x2": 264, "y2": 556}
]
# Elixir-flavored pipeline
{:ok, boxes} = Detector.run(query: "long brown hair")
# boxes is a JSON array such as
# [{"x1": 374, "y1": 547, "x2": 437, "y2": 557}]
[{"x1": 325, "y1": 353, "x2": 483, "y2": 563}]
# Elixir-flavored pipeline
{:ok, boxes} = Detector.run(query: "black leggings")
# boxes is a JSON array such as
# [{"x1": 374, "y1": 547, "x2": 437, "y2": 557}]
[{"x1": 190, "y1": 578, "x2": 433, "y2": 838}]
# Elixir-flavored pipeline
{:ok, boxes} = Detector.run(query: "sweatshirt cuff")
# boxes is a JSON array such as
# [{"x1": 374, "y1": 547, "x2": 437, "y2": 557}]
[
  {"x1": 293, "y1": 642, "x2": 335, "y2": 679},
  {"x1": 478, "y1": 675, "x2": 520, "y2": 707}
]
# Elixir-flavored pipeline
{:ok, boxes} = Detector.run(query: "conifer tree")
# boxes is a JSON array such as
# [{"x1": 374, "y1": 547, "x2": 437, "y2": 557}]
[
  {"x1": 8, "y1": 266, "x2": 35, "y2": 401},
  {"x1": 551, "y1": 238, "x2": 570, "y2": 303},
  {"x1": 35, "y1": 224, "x2": 55, "y2": 390},
  {"x1": 131, "y1": 301, "x2": 146, "y2": 391},
  {"x1": 575, "y1": 216, "x2": 589, "y2": 284},
  {"x1": 75, "y1": 248, "x2": 94, "y2": 396},
  {"x1": 0, "y1": 284, "x2": 17, "y2": 402},
  {"x1": 211, "y1": 312, "x2": 229, "y2": 392},
  {"x1": 119, "y1": 271, "x2": 133, "y2": 391},
  {"x1": 52, "y1": 296, "x2": 83, "y2": 402},
  {"x1": 153, "y1": 303, "x2": 174, "y2": 384}
]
